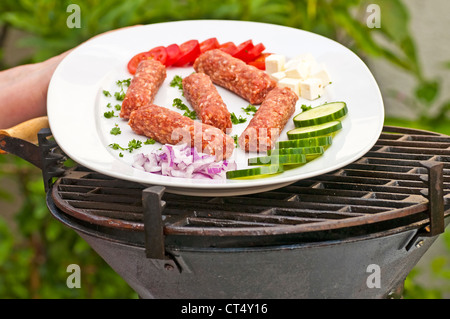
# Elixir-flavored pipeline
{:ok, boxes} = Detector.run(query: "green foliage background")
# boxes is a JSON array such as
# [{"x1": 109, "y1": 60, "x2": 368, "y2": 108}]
[{"x1": 0, "y1": 0, "x2": 449, "y2": 298}]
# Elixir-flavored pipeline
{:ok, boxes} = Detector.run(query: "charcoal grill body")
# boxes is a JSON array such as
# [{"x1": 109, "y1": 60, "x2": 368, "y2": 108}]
[
  {"x1": 44, "y1": 126, "x2": 449, "y2": 299},
  {"x1": 3, "y1": 125, "x2": 449, "y2": 299},
  {"x1": 46, "y1": 193, "x2": 448, "y2": 299}
]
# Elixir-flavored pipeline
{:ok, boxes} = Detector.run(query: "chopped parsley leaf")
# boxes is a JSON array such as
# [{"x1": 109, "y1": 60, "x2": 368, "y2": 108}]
[
  {"x1": 173, "y1": 98, "x2": 196, "y2": 120},
  {"x1": 110, "y1": 124, "x2": 121, "y2": 135},
  {"x1": 104, "y1": 110, "x2": 117, "y2": 118},
  {"x1": 301, "y1": 104, "x2": 312, "y2": 112},
  {"x1": 183, "y1": 110, "x2": 197, "y2": 120},
  {"x1": 114, "y1": 91, "x2": 125, "y2": 101},
  {"x1": 109, "y1": 139, "x2": 144, "y2": 153},
  {"x1": 112, "y1": 78, "x2": 131, "y2": 101},
  {"x1": 116, "y1": 78, "x2": 131, "y2": 88},
  {"x1": 241, "y1": 104, "x2": 258, "y2": 115},
  {"x1": 109, "y1": 143, "x2": 123, "y2": 151},
  {"x1": 103, "y1": 90, "x2": 111, "y2": 97},
  {"x1": 127, "y1": 139, "x2": 142, "y2": 152},
  {"x1": 230, "y1": 112, "x2": 247, "y2": 124},
  {"x1": 232, "y1": 135, "x2": 239, "y2": 148},
  {"x1": 170, "y1": 75, "x2": 184, "y2": 92},
  {"x1": 144, "y1": 138, "x2": 156, "y2": 145}
]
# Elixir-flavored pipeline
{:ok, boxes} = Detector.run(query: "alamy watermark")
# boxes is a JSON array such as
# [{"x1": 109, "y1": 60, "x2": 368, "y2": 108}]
[
  {"x1": 366, "y1": 4, "x2": 381, "y2": 29},
  {"x1": 366, "y1": 264, "x2": 381, "y2": 289},
  {"x1": 66, "y1": 4, "x2": 81, "y2": 29},
  {"x1": 66, "y1": 264, "x2": 81, "y2": 288},
  {"x1": 64, "y1": 3, "x2": 380, "y2": 30},
  {"x1": 63, "y1": 263, "x2": 380, "y2": 291}
]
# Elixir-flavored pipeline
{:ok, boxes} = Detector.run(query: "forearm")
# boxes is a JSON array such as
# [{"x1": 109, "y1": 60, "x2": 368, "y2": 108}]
[{"x1": 0, "y1": 51, "x2": 70, "y2": 129}]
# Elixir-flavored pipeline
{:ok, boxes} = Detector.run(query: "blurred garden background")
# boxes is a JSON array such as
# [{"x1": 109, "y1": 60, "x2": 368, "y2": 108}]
[{"x1": 0, "y1": 0, "x2": 449, "y2": 298}]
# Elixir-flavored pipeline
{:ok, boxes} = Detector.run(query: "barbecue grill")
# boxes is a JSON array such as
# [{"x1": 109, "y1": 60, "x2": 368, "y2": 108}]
[{"x1": 1, "y1": 123, "x2": 449, "y2": 299}]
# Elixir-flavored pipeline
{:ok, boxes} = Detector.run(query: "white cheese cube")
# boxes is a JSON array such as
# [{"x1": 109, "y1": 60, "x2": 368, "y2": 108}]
[
  {"x1": 285, "y1": 53, "x2": 317, "y2": 70},
  {"x1": 300, "y1": 78, "x2": 324, "y2": 100},
  {"x1": 265, "y1": 54, "x2": 285, "y2": 74},
  {"x1": 270, "y1": 71, "x2": 286, "y2": 82},
  {"x1": 285, "y1": 61, "x2": 311, "y2": 80},
  {"x1": 277, "y1": 78, "x2": 301, "y2": 96},
  {"x1": 284, "y1": 58, "x2": 299, "y2": 70},
  {"x1": 293, "y1": 53, "x2": 316, "y2": 65},
  {"x1": 310, "y1": 63, "x2": 332, "y2": 87}
]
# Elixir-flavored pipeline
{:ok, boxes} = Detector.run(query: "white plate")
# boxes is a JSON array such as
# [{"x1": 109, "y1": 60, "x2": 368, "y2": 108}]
[{"x1": 47, "y1": 20, "x2": 384, "y2": 197}]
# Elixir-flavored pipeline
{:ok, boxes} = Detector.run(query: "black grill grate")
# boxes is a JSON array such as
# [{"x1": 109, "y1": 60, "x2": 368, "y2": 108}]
[{"x1": 51, "y1": 126, "x2": 450, "y2": 245}]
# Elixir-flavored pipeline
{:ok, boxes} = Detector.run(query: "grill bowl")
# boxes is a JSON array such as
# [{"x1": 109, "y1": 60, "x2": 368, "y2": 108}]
[{"x1": 45, "y1": 126, "x2": 450, "y2": 298}]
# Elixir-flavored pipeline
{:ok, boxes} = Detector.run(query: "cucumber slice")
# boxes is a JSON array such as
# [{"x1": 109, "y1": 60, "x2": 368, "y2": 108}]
[
  {"x1": 268, "y1": 146, "x2": 324, "y2": 155},
  {"x1": 287, "y1": 121, "x2": 342, "y2": 140},
  {"x1": 276, "y1": 136, "x2": 333, "y2": 149},
  {"x1": 294, "y1": 102, "x2": 348, "y2": 128},
  {"x1": 226, "y1": 165, "x2": 284, "y2": 180},
  {"x1": 248, "y1": 154, "x2": 306, "y2": 166},
  {"x1": 268, "y1": 146, "x2": 324, "y2": 161}
]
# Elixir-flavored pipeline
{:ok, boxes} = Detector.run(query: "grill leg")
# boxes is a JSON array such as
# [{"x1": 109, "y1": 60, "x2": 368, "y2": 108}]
[{"x1": 142, "y1": 185, "x2": 166, "y2": 259}]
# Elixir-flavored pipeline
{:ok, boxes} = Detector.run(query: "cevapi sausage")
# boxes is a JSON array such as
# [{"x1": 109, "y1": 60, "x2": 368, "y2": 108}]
[
  {"x1": 193, "y1": 49, "x2": 276, "y2": 105},
  {"x1": 182, "y1": 72, "x2": 232, "y2": 133},
  {"x1": 120, "y1": 59, "x2": 166, "y2": 120},
  {"x1": 128, "y1": 104, "x2": 234, "y2": 161},
  {"x1": 239, "y1": 86, "x2": 298, "y2": 152}
]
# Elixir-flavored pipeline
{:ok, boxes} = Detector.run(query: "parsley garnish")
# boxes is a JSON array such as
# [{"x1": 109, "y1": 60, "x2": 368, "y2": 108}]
[
  {"x1": 113, "y1": 78, "x2": 131, "y2": 101},
  {"x1": 114, "y1": 91, "x2": 125, "y2": 101},
  {"x1": 116, "y1": 78, "x2": 131, "y2": 88},
  {"x1": 114, "y1": 104, "x2": 121, "y2": 111},
  {"x1": 127, "y1": 139, "x2": 142, "y2": 152},
  {"x1": 173, "y1": 98, "x2": 197, "y2": 120},
  {"x1": 170, "y1": 75, "x2": 184, "y2": 92},
  {"x1": 103, "y1": 90, "x2": 111, "y2": 97},
  {"x1": 241, "y1": 104, "x2": 258, "y2": 115},
  {"x1": 109, "y1": 143, "x2": 123, "y2": 151},
  {"x1": 301, "y1": 104, "x2": 312, "y2": 112},
  {"x1": 144, "y1": 138, "x2": 156, "y2": 145},
  {"x1": 104, "y1": 110, "x2": 117, "y2": 118},
  {"x1": 230, "y1": 112, "x2": 247, "y2": 124},
  {"x1": 108, "y1": 139, "x2": 143, "y2": 153},
  {"x1": 232, "y1": 135, "x2": 239, "y2": 148},
  {"x1": 110, "y1": 124, "x2": 121, "y2": 135}
]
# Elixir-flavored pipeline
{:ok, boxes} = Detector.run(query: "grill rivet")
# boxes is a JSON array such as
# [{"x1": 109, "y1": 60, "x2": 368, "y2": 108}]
[
  {"x1": 164, "y1": 263, "x2": 174, "y2": 271},
  {"x1": 415, "y1": 240, "x2": 424, "y2": 248}
]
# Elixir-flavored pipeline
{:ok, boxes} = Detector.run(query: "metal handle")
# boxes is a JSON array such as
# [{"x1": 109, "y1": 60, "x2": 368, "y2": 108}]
[
  {"x1": 0, "y1": 116, "x2": 49, "y2": 152},
  {"x1": 0, "y1": 118, "x2": 65, "y2": 188},
  {"x1": 0, "y1": 116, "x2": 50, "y2": 168}
]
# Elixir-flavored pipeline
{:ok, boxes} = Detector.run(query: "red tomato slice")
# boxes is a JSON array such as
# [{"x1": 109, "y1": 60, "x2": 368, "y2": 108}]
[
  {"x1": 219, "y1": 42, "x2": 238, "y2": 56},
  {"x1": 148, "y1": 46, "x2": 167, "y2": 65},
  {"x1": 173, "y1": 40, "x2": 201, "y2": 67},
  {"x1": 127, "y1": 51, "x2": 152, "y2": 74},
  {"x1": 165, "y1": 43, "x2": 181, "y2": 67},
  {"x1": 233, "y1": 40, "x2": 254, "y2": 61},
  {"x1": 127, "y1": 47, "x2": 167, "y2": 74},
  {"x1": 245, "y1": 43, "x2": 266, "y2": 62},
  {"x1": 248, "y1": 53, "x2": 272, "y2": 70},
  {"x1": 200, "y1": 37, "x2": 220, "y2": 53}
]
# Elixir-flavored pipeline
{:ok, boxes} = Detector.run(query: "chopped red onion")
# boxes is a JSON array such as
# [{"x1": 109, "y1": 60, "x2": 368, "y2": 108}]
[{"x1": 132, "y1": 144, "x2": 236, "y2": 179}]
